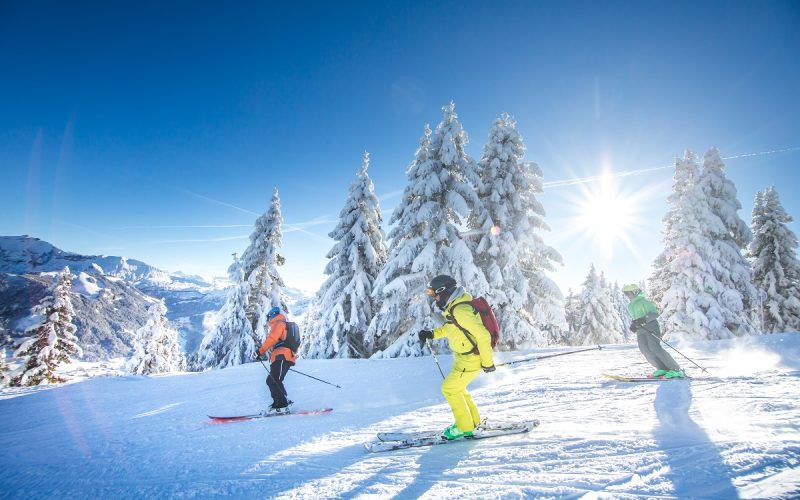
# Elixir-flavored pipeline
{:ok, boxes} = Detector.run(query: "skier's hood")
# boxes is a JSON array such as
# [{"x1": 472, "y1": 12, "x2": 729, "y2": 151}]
[{"x1": 444, "y1": 286, "x2": 467, "y2": 309}]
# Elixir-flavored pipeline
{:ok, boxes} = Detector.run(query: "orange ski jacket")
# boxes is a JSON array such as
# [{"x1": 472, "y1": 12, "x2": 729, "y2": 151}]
[{"x1": 258, "y1": 313, "x2": 297, "y2": 364}]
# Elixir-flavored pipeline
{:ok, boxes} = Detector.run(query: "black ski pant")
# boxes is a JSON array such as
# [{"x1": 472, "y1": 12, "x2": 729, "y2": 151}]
[
  {"x1": 266, "y1": 355, "x2": 293, "y2": 408},
  {"x1": 636, "y1": 321, "x2": 681, "y2": 372}
]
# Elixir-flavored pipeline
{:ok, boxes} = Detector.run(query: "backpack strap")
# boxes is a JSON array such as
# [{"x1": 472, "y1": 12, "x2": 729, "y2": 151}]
[
  {"x1": 274, "y1": 319, "x2": 289, "y2": 349},
  {"x1": 447, "y1": 303, "x2": 480, "y2": 355}
]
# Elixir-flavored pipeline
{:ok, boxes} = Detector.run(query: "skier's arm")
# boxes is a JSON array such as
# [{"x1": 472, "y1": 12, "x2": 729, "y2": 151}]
[
  {"x1": 431, "y1": 324, "x2": 451, "y2": 340},
  {"x1": 258, "y1": 321, "x2": 286, "y2": 356}
]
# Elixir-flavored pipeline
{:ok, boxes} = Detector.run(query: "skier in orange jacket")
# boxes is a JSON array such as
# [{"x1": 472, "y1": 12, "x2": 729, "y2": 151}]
[{"x1": 255, "y1": 307, "x2": 297, "y2": 414}]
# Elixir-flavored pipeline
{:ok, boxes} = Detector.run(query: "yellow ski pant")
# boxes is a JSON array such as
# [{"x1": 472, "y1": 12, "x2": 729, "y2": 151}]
[{"x1": 441, "y1": 365, "x2": 482, "y2": 432}]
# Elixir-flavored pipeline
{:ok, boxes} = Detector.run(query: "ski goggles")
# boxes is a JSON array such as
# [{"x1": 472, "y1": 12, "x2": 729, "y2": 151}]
[{"x1": 426, "y1": 285, "x2": 449, "y2": 297}]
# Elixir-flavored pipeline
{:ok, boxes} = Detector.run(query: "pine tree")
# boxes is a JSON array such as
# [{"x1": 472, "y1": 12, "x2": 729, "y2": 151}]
[
  {"x1": 653, "y1": 151, "x2": 734, "y2": 340},
  {"x1": 0, "y1": 325, "x2": 7, "y2": 386},
  {"x1": 699, "y1": 147, "x2": 757, "y2": 335},
  {"x1": 193, "y1": 254, "x2": 255, "y2": 369},
  {"x1": 12, "y1": 267, "x2": 82, "y2": 386},
  {"x1": 367, "y1": 102, "x2": 489, "y2": 357},
  {"x1": 609, "y1": 281, "x2": 632, "y2": 342},
  {"x1": 0, "y1": 347, "x2": 7, "y2": 386},
  {"x1": 575, "y1": 265, "x2": 623, "y2": 345},
  {"x1": 303, "y1": 152, "x2": 387, "y2": 359},
  {"x1": 650, "y1": 151, "x2": 701, "y2": 307},
  {"x1": 470, "y1": 112, "x2": 565, "y2": 348},
  {"x1": 126, "y1": 300, "x2": 186, "y2": 375},
  {"x1": 562, "y1": 288, "x2": 581, "y2": 345},
  {"x1": 0, "y1": 328, "x2": 8, "y2": 386},
  {"x1": 749, "y1": 187, "x2": 800, "y2": 332},
  {"x1": 240, "y1": 189, "x2": 289, "y2": 342}
]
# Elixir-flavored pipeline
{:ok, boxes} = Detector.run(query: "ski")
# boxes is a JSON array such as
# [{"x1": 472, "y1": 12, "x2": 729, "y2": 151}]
[
  {"x1": 603, "y1": 373, "x2": 687, "y2": 382},
  {"x1": 377, "y1": 420, "x2": 533, "y2": 442},
  {"x1": 365, "y1": 420, "x2": 539, "y2": 453},
  {"x1": 208, "y1": 407, "x2": 333, "y2": 423}
]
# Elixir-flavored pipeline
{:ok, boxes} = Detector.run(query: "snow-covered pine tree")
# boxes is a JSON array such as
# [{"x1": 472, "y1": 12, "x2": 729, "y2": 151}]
[
  {"x1": 367, "y1": 102, "x2": 489, "y2": 357},
  {"x1": 303, "y1": 152, "x2": 387, "y2": 359},
  {"x1": 193, "y1": 254, "x2": 255, "y2": 369},
  {"x1": 749, "y1": 187, "x2": 800, "y2": 332},
  {"x1": 699, "y1": 147, "x2": 757, "y2": 335},
  {"x1": 0, "y1": 347, "x2": 7, "y2": 386},
  {"x1": 126, "y1": 300, "x2": 186, "y2": 375},
  {"x1": 575, "y1": 265, "x2": 623, "y2": 345},
  {"x1": 12, "y1": 267, "x2": 82, "y2": 386},
  {"x1": 649, "y1": 151, "x2": 701, "y2": 307},
  {"x1": 470, "y1": 112, "x2": 565, "y2": 349},
  {"x1": 240, "y1": 188, "x2": 289, "y2": 342},
  {"x1": 653, "y1": 151, "x2": 734, "y2": 340},
  {"x1": 609, "y1": 281, "x2": 632, "y2": 342},
  {"x1": 562, "y1": 288, "x2": 581, "y2": 345},
  {"x1": 0, "y1": 327, "x2": 8, "y2": 385}
]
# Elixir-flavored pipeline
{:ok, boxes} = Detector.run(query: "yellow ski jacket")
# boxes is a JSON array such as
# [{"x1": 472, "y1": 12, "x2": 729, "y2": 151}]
[{"x1": 432, "y1": 291, "x2": 495, "y2": 370}]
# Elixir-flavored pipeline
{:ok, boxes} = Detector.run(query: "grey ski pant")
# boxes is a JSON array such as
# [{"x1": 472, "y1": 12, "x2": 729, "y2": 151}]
[{"x1": 636, "y1": 321, "x2": 681, "y2": 372}]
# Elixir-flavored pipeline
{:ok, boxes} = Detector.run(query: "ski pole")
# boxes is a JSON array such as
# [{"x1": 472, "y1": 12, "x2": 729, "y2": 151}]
[
  {"x1": 257, "y1": 357, "x2": 289, "y2": 396},
  {"x1": 257, "y1": 357, "x2": 342, "y2": 389},
  {"x1": 644, "y1": 327, "x2": 709, "y2": 374},
  {"x1": 289, "y1": 368, "x2": 342, "y2": 389},
  {"x1": 496, "y1": 345, "x2": 604, "y2": 368},
  {"x1": 426, "y1": 339, "x2": 446, "y2": 380}
]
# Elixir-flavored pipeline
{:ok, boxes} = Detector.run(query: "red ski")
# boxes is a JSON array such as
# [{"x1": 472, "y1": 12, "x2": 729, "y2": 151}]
[{"x1": 209, "y1": 407, "x2": 333, "y2": 423}]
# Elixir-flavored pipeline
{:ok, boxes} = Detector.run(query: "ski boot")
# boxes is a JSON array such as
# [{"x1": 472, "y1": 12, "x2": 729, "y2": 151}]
[
  {"x1": 262, "y1": 400, "x2": 294, "y2": 416},
  {"x1": 651, "y1": 369, "x2": 668, "y2": 379},
  {"x1": 442, "y1": 423, "x2": 473, "y2": 441},
  {"x1": 664, "y1": 370, "x2": 685, "y2": 379}
]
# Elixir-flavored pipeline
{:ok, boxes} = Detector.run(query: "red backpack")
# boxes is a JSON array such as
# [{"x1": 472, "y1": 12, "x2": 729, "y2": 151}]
[{"x1": 448, "y1": 297, "x2": 501, "y2": 352}]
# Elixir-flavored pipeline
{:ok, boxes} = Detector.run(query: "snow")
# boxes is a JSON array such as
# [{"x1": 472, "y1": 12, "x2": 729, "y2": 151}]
[
  {"x1": 1, "y1": 334, "x2": 799, "y2": 498},
  {"x1": 74, "y1": 271, "x2": 104, "y2": 296}
]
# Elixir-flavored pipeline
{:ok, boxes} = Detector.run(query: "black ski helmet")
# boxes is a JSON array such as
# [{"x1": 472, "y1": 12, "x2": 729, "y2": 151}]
[{"x1": 427, "y1": 274, "x2": 458, "y2": 307}]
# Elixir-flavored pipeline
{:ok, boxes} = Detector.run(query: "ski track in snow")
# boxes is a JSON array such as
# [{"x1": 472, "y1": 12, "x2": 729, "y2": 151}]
[{"x1": 1, "y1": 334, "x2": 799, "y2": 498}]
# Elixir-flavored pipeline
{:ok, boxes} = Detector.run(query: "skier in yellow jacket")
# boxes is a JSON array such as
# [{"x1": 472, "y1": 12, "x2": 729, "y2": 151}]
[{"x1": 418, "y1": 275, "x2": 495, "y2": 440}]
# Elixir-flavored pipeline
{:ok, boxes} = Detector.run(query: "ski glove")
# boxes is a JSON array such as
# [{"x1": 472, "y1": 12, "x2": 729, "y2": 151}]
[
  {"x1": 252, "y1": 351, "x2": 261, "y2": 360},
  {"x1": 629, "y1": 318, "x2": 644, "y2": 332},
  {"x1": 482, "y1": 364, "x2": 496, "y2": 373},
  {"x1": 418, "y1": 330, "x2": 433, "y2": 345}
]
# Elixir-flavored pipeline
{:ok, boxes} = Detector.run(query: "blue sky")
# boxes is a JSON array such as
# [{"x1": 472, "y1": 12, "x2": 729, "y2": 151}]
[{"x1": 2, "y1": 0, "x2": 799, "y2": 292}]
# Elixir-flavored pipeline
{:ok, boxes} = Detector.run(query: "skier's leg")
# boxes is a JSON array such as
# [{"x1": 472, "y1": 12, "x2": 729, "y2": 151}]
[
  {"x1": 643, "y1": 323, "x2": 681, "y2": 371},
  {"x1": 636, "y1": 330, "x2": 664, "y2": 370},
  {"x1": 462, "y1": 389, "x2": 481, "y2": 427},
  {"x1": 441, "y1": 367, "x2": 481, "y2": 432},
  {"x1": 267, "y1": 358, "x2": 289, "y2": 407},
  {"x1": 277, "y1": 357, "x2": 293, "y2": 404}
]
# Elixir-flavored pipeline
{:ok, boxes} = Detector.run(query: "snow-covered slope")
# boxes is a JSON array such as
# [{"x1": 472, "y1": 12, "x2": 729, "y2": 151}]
[{"x1": 0, "y1": 334, "x2": 797, "y2": 497}]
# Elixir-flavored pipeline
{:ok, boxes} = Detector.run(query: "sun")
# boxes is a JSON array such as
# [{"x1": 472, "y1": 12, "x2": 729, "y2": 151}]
[{"x1": 574, "y1": 173, "x2": 634, "y2": 257}]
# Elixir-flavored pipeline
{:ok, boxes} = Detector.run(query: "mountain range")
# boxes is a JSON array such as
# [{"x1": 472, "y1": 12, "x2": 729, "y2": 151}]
[{"x1": 0, "y1": 236, "x2": 312, "y2": 361}]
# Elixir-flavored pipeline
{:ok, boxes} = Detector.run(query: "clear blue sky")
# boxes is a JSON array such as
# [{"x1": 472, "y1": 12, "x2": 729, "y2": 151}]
[{"x1": 2, "y1": 0, "x2": 799, "y2": 292}]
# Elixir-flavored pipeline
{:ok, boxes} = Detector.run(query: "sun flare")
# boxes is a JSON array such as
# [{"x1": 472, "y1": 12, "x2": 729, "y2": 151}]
[{"x1": 575, "y1": 173, "x2": 634, "y2": 256}]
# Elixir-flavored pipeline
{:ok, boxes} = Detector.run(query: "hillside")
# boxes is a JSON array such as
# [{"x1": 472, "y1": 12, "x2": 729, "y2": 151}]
[
  {"x1": 0, "y1": 235, "x2": 229, "y2": 356},
  {"x1": 0, "y1": 236, "x2": 316, "y2": 361},
  {"x1": 0, "y1": 334, "x2": 797, "y2": 498}
]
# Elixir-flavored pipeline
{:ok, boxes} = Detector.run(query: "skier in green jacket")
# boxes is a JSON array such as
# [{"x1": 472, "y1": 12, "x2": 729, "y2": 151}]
[{"x1": 623, "y1": 284, "x2": 684, "y2": 379}]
